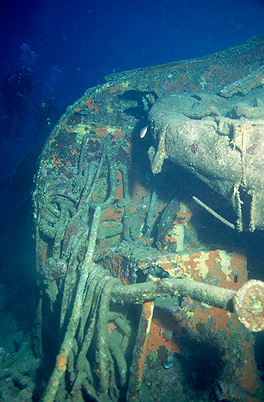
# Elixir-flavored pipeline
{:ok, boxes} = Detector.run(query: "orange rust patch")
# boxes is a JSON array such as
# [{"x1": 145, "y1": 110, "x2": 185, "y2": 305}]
[
  {"x1": 102, "y1": 208, "x2": 122, "y2": 221},
  {"x1": 65, "y1": 127, "x2": 74, "y2": 133},
  {"x1": 183, "y1": 253, "x2": 200, "y2": 278},
  {"x1": 174, "y1": 209, "x2": 192, "y2": 224},
  {"x1": 96, "y1": 239, "x2": 122, "y2": 255},
  {"x1": 103, "y1": 254, "x2": 131, "y2": 285},
  {"x1": 57, "y1": 352, "x2": 67, "y2": 372},
  {"x1": 158, "y1": 262, "x2": 174, "y2": 271},
  {"x1": 108, "y1": 87, "x2": 119, "y2": 94},
  {"x1": 102, "y1": 221, "x2": 122, "y2": 231},
  {"x1": 130, "y1": 206, "x2": 137, "y2": 214},
  {"x1": 148, "y1": 318, "x2": 180, "y2": 354},
  {"x1": 164, "y1": 235, "x2": 177, "y2": 244},
  {"x1": 108, "y1": 84, "x2": 131, "y2": 94},
  {"x1": 110, "y1": 129, "x2": 125, "y2": 140},
  {"x1": 137, "y1": 302, "x2": 154, "y2": 380},
  {"x1": 51, "y1": 153, "x2": 63, "y2": 169},
  {"x1": 116, "y1": 170, "x2": 122, "y2": 181},
  {"x1": 154, "y1": 201, "x2": 166, "y2": 215},
  {"x1": 95, "y1": 125, "x2": 108, "y2": 137},
  {"x1": 84, "y1": 99, "x2": 99, "y2": 111},
  {"x1": 235, "y1": 338, "x2": 260, "y2": 395},
  {"x1": 124, "y1": 143, "x2": 132, "y2": 155},
  {"x1": 108, "y1": 321, "x2": 117, "y2": 333},
  {"x1": 92, "y1": 193, "x2": 99, "y2": 202},
  {"x1": 206, "y1": 250, "x2": 247, "y2": 289},
  {"x1": 205, "y1": 250, "x2": 221, "y2": 277},
  {"x1": 116, "y1": 183, "x2": 123, "y2": 200},
  {"x1": 39, "y1": 239, "x2": 48, "y2": 267},
  {"x1": 134, "y1": 237, "x2": 153, "y2": 247},
  {"x1": 191, "y1": 305, "x2": 236, "y2": 333},
  {"x1": 144, "y1": 301, "x2": 154, "y2": 320}
]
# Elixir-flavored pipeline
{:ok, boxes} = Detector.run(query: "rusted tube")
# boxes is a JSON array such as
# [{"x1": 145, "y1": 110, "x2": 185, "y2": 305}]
[
  {"x1": 111, "y1": 277, "x2": 236, "y2": 310},
  {"x1": 111, "y1": 278, "x2": 264, "y2": 332}
]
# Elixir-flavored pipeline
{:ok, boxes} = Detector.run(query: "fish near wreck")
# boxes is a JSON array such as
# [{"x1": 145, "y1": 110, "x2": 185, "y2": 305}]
[{"x1": 147, "y1": 90, "x2": 264, "y2": 232}]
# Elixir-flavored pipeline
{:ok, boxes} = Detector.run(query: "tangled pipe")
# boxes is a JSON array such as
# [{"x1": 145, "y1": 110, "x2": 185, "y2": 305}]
[
  {"x1": 36, "y1": 133, "x2": 264, "y2": 401},
  {"x1": 44, "y1": 257, "x2": 264, "y2": 401},
  {"x1": 43, "y1": 206, "x2": 102, "y2": 402}
]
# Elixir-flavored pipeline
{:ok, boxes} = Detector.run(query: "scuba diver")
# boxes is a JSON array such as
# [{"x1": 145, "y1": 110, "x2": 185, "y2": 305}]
[
  {"x1": 35, "y1": 98, "x2": 59, "y2": 144},
  {"x1": 2, "y1": 66, "x2": 33, "y2": 147}
]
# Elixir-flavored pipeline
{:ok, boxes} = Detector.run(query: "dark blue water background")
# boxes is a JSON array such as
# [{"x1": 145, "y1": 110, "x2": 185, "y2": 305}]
[{"x1": 0, "y1": 0, "x2": 264, "y2": 180}]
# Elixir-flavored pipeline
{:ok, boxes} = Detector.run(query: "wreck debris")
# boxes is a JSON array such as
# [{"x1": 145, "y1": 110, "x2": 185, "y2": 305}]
[
  {"x1": 234, "y1": 280, "x2": 264, "y2": 332},
  {"x1": 192, "y1": 195, "x2": 236, "y2": 230},
  {"x1": 43, "y1": 259, "x2": 264, "y2": 401},
  {"x1": 33, "y1": 35, "x2": 264, "y2": 402},
  {"x1": 219, "y1": 65, "x2": 264, "y2": 98},
  {"x1": 148, "y1": 90, "x2": 264, "y2": 231}
]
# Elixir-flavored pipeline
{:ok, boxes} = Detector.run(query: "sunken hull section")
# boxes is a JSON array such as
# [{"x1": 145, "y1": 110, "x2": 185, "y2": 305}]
[{"x1": 33, "y1": 35, "x2": 264, "y2": 401}]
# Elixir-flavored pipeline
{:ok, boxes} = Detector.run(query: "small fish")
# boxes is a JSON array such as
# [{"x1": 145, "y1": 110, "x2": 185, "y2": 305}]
[{"x1": 140, "y1": 126, "x2": 148, "y2": 138}]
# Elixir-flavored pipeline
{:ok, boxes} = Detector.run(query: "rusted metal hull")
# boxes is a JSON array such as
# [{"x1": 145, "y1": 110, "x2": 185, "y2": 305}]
[{"x1": 34, "y1": 35, "x2": 264, "y2": 401}]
